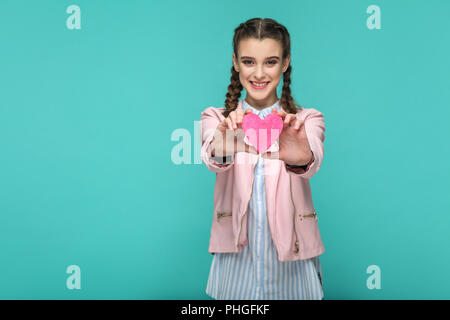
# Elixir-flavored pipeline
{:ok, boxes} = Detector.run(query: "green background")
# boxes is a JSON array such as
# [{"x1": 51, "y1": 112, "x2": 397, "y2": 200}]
[{"x1": 1, "y1": 0, "x2": 449, "y2": 299}]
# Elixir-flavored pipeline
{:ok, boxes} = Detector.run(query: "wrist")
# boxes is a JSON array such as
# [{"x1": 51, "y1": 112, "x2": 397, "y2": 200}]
[
  {"x1": 286, "y1": 163, "x2": 307, "y2": 168},
  {"x1": 286, "y1": 150, "x2": 314, "y2": 167}
]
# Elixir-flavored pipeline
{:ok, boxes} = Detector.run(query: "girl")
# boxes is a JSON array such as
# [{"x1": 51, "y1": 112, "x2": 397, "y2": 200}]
[{"x1": 200, "y1": 18, "x2": 326, "y2": 300}]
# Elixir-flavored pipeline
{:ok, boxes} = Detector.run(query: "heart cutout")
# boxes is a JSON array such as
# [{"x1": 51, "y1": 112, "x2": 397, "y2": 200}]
[{"x1": 242, "y1": 113, "x2": 283, "y2": 153}]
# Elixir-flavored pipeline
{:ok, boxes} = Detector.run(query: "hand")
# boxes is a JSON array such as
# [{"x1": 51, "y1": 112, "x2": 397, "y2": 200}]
[
  {"x1": 211, "y1": 108, "x2": 258, "y2": 157},
  {"x1": 261, "y1": 109, "x2": 313, "y2": 166}
]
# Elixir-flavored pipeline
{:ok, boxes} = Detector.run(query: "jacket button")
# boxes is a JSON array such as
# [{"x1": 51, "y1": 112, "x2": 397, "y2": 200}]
[{"x1": 294, "y1": 241, "x2": 300, "y2": 253}]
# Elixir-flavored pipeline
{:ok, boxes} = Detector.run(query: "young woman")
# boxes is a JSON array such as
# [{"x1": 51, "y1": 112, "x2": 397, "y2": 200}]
[{"x1": 200, "y1": 18, "x2": 326, "y2": 300}]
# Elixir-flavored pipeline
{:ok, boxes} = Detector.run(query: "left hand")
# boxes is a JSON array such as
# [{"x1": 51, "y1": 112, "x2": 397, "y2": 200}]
[{"x1": 261, "y1": 109, "x2": 313, "y2": 166}]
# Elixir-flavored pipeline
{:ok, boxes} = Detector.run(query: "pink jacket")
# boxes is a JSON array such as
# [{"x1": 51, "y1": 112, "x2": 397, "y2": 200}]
[{"x1": 199, "y1": 100, "x2": 326, "y2": 261}]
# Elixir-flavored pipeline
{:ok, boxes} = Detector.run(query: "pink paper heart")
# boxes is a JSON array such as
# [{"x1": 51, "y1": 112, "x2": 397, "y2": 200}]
[{"x1": 242, "y1": 113, "x2": 283, "y2": 153}]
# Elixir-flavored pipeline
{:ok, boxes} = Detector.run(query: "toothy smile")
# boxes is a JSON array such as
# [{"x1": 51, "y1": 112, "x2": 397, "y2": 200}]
[{"x1": 250, "y1": 81, "x2": 270, "y2": 88}]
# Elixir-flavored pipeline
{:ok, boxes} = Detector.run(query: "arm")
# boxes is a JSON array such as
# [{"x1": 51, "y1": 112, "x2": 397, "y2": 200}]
[
  {"x1": 200, "y1": 107, "x2": 235, "y2": 173},
  {"x1": 285, "y1": 109, "x2": 325, "y2": 179}
]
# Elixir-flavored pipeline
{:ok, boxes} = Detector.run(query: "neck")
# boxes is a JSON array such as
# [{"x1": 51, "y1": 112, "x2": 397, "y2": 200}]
[{"x1": 244, "y1": 95, "x2": 279, "y2": 111}]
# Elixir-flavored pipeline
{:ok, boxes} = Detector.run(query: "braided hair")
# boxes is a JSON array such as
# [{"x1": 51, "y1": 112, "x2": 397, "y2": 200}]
[{"x1": 223, "y1": 18, "x2": 302, "y2": 118}]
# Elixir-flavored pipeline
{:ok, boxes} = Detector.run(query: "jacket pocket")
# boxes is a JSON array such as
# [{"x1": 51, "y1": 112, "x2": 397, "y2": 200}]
[
  {"x1": 210, "y1": 210, "x2": 234, "y2": 254},
  {"x1": 292, "y1": 210, "x2": 318, "y2": 254},
  {"x1": 216, "y1": 211, "x2": 232, "y2": 221},
  {"x1": 298, "y1": 210, "x2": 318, "y2": 221},
  {"x1": 294, "y1": 209, "x2": 322, "y2": 253}
]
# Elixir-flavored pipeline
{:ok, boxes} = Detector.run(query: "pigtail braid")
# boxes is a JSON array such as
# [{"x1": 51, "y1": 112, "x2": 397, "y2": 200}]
[
  {"x1": 281, "y1": 64, "x2": 302, "y2": 113},
  {"x1": 223, "y1": 65, "x2": 243, "y2": 118}
]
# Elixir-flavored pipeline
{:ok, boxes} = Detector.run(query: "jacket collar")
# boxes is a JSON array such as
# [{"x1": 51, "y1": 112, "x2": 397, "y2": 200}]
[{"x1": 240, "y1": 99, "x2": 281, "y2": 119}]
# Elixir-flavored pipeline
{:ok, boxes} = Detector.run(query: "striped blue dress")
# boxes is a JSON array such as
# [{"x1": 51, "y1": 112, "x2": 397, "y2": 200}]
[{"x1": 205, "y1": 99, "x2": 324, "y2": 300}]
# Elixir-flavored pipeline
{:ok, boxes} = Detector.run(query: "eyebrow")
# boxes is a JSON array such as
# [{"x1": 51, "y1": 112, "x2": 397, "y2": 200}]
[{"x1": 240, "y1": 56, "x2": 280, "y2": 60}]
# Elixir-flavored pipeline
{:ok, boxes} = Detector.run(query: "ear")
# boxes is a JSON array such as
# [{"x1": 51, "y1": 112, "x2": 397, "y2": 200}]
[
  {"x1": 282, "y1": 54, "x2": 291, "y2": 73},
  {"x1": 232, "y1": 53, "x2": 239, "y2": 72}
]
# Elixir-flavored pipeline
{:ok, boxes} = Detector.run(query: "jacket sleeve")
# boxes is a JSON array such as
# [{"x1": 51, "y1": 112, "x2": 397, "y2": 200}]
[
  {"x1": 285, "y1": 108, "x2": 325, "y2": 179},
  {"x1": 200, "y1": 107, "x2": 235, "y2": 173}
]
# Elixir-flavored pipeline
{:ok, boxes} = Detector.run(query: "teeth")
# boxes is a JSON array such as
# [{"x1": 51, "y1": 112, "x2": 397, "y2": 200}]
[{"x1": 252, "y1": 81, "x2": 268, "y2": 87}]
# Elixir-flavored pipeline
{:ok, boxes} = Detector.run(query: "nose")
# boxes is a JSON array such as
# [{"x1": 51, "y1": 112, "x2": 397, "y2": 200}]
[{"x1": 254, "y1": 64, "x2": 266, "y2": 80}]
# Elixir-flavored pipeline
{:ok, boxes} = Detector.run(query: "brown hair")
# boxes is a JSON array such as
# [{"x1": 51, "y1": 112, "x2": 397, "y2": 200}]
[{"x1": 223, "y1": 18, "x2": 302, "y2": 118}]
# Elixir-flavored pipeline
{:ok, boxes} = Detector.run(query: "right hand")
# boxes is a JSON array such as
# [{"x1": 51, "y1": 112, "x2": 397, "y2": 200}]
[{"x1": 211, "y1": 108, "x2": 258, "y2": 157}]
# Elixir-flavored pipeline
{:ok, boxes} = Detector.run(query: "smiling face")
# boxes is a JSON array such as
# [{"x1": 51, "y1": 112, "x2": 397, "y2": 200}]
[{"x1": 233, "y1": 37, "x2": 290, "y2": 110}]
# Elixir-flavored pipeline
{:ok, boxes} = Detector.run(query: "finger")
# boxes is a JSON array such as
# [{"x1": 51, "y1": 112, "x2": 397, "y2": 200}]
[
  {"x1": 234, "y1": 125, "x2": 245, "y2": 139},
  {"x1": 282, "y1": 114, "x2": 295, "y2": 130},
  {"x1": 284, "y1": 113, "x2": 295, "y2": 124},
  {"x1": 225, "y1": 118, "x2": 233, "y2": 130},
  {"x1": 287, "y1": 115, "x2": 300, "y2": 127},
  {"x1": 277, "y1": 110, "x2": 288, "y2": 119},
  {"x1": 236, "y1": 109, "x2": 245, "y2": 129},
  {"x1": 291, "y1": 118, "x2": 304, "y2": 130},
  {"x1": 245, "y1": 109, "x2": 253, "y2": 114},
  {"x1": 229, "y1": 112, "x2": 237, "y2": 129},
  {"x1": 236, "y1": 108, "x2": 244, "y2": 124}
]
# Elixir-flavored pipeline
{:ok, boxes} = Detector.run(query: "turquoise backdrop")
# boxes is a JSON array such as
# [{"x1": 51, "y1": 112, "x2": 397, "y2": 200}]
[{"x1": 1, "y1": 0, "x2": 449, "y2": 299}]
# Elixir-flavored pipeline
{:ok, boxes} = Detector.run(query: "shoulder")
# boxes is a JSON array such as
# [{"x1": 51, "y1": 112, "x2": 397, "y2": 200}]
[
  {"x1": 295, "y1": 106, "x2": 324, "y2": 121},
  {"x1": 200, "y1": 106, "x2": 226, "y2": 120}
]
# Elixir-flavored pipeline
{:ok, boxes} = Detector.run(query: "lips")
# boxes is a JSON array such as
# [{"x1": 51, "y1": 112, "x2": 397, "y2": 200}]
[{"x1": 250, "y1": 81, "x2": 270, "y2": 89}]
